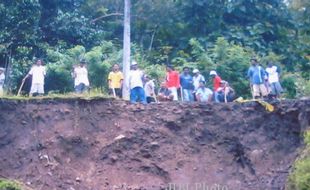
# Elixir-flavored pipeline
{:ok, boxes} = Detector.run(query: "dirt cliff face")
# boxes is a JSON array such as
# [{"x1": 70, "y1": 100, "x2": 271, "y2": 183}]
[{"x1": 0, "y1": 98, "x2": 309, "y2": 190}]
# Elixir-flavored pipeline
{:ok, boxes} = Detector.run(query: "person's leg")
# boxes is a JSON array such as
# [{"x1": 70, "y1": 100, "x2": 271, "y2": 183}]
[
  {"x1": 193, "y1": 91, "x2": 197, "y2": 101},
  {"x1": 253, "y1": 84, "x2": 261, "y2": 99},
  {"x1": 138, "y1": 87, "x2": 146, "y2": 104},
  {"x1": 169, "y1": 87, "x2": 178, "y2": 101},
  {"x1": 188, "y1": 90, "x2": 194, "y2": 102},
  {"x1": 130, "y1": 88, "x2": 137, "y2": 103},
  {"x1": 214, "y1": 91, "x2": 220, "y2": 102},
  {"x1": 75, "y1": 83, "x2": 82, "y2": 94},
  {"x1": 115, "y1": 88, "x2": 122, "y2": 98},
  {"x1": 183, "y1": 89, "x2": 189, "y2": 101},
  {"x1": 260, "y1": 84, "x2": 268, "y2": 98},
  {"x1": 38, "y1": 84, "x2": 44, "y2": 96},
  {"x1": 80, "y1": 83, "x2": 86, "y2": 93},
  {"x1": 274, "y1": 82, "x2": 283, "y2": 98},
  {"x1": 217, "y1": 93, "x2": 224, "y2": 102},
  {"x1": 146, "y1": 97, "x2": 151, "y2": 103},
  {"x1": 30, "y1": 83, "x2": 38, "y2": 97}
]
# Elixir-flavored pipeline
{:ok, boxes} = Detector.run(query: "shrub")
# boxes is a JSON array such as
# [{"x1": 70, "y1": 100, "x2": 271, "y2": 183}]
[
  {"x1": 0, "y1": 179, "x2": 21, "y2": 190},
  {"x1": 287, "y1": 131, "x2": 310, "y2": 190}
]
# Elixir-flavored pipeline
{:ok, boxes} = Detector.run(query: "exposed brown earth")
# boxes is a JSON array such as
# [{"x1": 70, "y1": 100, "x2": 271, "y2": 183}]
[{"x1": 0, "y1": 98, "x2": 309, "y2": 190}]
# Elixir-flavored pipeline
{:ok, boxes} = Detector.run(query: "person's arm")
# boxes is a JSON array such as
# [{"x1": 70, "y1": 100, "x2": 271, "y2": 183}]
[
  {"x1": 247, "y1": 68, "x2": 253, "y2": 84},
  {"x1": 43, "y1": 66, "x2": 46, "y2": 76},
  {"x1": 180, "y1": 75, "x2": 183, "y2": 87},
  {"x1": 157, "y1": 88, "x2": 165, "y2": 100},
  {"x1": 150, "y1": 80, "x2": 155, "y2": 96},
  {"x1": 108, "y1": 72, "x2": 112, "y2": 88},
  {"x1": 247, "y1": 68, "x2": 251, "y2": 78},
  {"x1": 276, "y1": 66, "x2": 281, "y2": 76},
  {"x1": 262, "y1": 68, "x2": 268, "y2": 80},
  {"x1": 24, "y1": 67, "x2": 33, "y2": 80},
  {"x1": 202, "y1": 75, "x2": 206, "y2": 82},
  {"x1": 120, "y1": 79, "x2": 123, "y2": 88},
  {"x1": 73, "y1": 67, "x2": 77, "y2": 79},
  {"x1": 0, "y1": 74, "x2": 5, "y2": 85}
]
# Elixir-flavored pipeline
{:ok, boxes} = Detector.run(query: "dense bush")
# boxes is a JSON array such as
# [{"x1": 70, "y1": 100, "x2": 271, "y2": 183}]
[
  {"x1": 0, "y1": 179, "x2": 21, "y2": 190},
  {"x1": 287, "y1": 131, "x2": 310, "y2": 190},
  {"x1": 7, "y1": 37, "x2": 308, "y2": 99}
]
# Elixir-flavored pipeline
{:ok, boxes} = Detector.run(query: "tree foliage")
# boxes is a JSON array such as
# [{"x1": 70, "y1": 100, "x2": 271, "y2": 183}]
[{"x1": 0, "y1": 0, "x2": 309, "y2": 97}]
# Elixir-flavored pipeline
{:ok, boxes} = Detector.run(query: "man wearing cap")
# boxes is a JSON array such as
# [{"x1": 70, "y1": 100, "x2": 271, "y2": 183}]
[
  {"x1": 166, "y1": 65, "x2": 180, "y2": 101},
  {"x1": 74, "y1": 59, "x2": 90, "y2": 94},
  {"x1": 209, "y1": 70, "x2": 222, "y2": 91},
  {"x1": 247, "y1": 58, "x2": 268, "y2": 99},
  {"x1": 180, "y1": 67, "x2": 194, "y2": 101},
  {"x1": 108, "y1": 64, "x2": 123, "y2": 98},
  {"x1": 193, "y1": 69, "x2": 205, "y2": 92},
  {"x1": 128, "y1": 61, "x2": 146, "y2": 103},
  {"x1": 209, "y1": 70, "x2": 222, "y2": 102},
  {"x1": 25, "y1": 59, "x2": 46, "y2": 96},
  {"x1": 0, "y1": 68, "x2": 5, "y2": 96}
]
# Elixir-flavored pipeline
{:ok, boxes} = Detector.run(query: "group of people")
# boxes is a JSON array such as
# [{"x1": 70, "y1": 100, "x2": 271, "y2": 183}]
[
  {"x1": 107, "y1": 57, "x2": 283, "y2": 103},
  {"x1": 0, "y1": 57, "x2": 283, "y2": 102},
  {"x1": 247, "y1": 58, "x2": 283, "y2": 100},
  {"x1": 109, "y1": 61, "x2": 236, "y2": 104}
]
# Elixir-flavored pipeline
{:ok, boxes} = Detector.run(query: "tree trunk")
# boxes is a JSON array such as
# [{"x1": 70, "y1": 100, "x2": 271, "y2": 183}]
[{"x1": 122, "y1": 0, "x2": 131, "y2": 100}]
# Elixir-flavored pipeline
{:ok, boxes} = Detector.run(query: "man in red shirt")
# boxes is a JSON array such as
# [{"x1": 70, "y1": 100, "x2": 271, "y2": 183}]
[
  {"x1": 166, "y1": 65, "x2": 180, "y2": 101},
  {"x1": 210, "y1": 70, "x2": 222, "y2": 102}
]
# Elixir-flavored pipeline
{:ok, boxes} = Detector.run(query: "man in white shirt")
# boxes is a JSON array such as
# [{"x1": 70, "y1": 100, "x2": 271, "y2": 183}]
[
  {"x1": 195, "y1": 81, "x2": 213, "y2": 102},
  {"x1": 128, "y1": 61, "x2": 146, "y2": 103},
  {"x1": 144, "y1": 75, "x2": 156, "y2": 103},
  {"x1": 193, "y1": 69, "x2": 205, "y2": 91},
  {"x1": 0, "y1": 68, "x2": 5, "y2": 96},
  {"x1": 266, "y1": 62, "x2": 283, "y2": 98},
  {"x1": 74, "y1": 59, "x2": 90, "y2": 94},
  {"x1": 25, "y1": 59, "x2": 46, "y2": 96}
]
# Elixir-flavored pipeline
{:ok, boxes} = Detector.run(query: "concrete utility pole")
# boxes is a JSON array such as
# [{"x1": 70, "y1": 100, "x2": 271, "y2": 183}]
[{"x1": 122, "y1": 0, "x2": 131, "y2": 100}]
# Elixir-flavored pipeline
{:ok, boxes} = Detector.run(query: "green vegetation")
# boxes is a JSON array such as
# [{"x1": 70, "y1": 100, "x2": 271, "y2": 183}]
[
  {"x1": 287, "y1": 131, "x2": 310, "y2": 190},
  {"x1": 0, "y1": 0, "x2": 309, "y2": 98},
  {"x1": 0, "y1": 179, "x2": 21, "y2": 190}
]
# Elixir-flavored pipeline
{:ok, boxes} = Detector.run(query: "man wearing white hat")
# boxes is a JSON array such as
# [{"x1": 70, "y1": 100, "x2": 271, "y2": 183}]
[
  {"x1": 210, "y1": 70, "x2": 222, "y2": 102},
  {"x1": 193, "y1": 69, "x2": 205, "y2": 92},
  {"x1": 0, "y1": 68, "x2": 5, "y2": 96},
  {"x1": 128, "y1": 61, "x2": 146, "y2": 103}
]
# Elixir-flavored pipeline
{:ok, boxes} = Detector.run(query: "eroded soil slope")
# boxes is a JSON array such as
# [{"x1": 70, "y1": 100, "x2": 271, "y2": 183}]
[{"x1": 0, "y1": 98, "x2": 309, "y2": 190}]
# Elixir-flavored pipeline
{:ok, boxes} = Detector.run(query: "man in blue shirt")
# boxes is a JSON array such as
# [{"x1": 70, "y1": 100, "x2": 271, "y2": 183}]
[
  {"x1": 247, "y1": 58, "x2": 268, "y2": 99},
  {"x1": 180, "y1": 67, "x2": 194, "y2": 102}
]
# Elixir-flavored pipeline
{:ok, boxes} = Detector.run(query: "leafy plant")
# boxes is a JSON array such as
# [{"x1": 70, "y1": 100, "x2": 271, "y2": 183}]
[{"x1": 0, "y1": 179, "x2": 21, "y2": 190}]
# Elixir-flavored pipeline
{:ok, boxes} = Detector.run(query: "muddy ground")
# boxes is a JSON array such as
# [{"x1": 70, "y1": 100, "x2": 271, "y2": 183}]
[{"x1": 0, "y1": 98, "x2": 309, "y2": 190}]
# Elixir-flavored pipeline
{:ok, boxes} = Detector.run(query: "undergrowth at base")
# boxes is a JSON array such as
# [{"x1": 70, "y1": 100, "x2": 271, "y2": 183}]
[
  {"x1": 0, "y1": 179, "x2": 21, "y2": 190},
  {"x1": 287, "y1": 130, "x2": 310, "y2": 190}
]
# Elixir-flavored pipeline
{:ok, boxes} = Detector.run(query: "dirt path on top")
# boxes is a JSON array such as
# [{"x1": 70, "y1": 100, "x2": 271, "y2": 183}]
[{"x1": 0, "y1": 98, "x2": 309, "y2": 190}]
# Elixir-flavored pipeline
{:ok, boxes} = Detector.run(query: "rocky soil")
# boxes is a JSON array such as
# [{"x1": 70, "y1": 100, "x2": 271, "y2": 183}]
[{"x1": 0, "y1": 98, "x2": 309, "y2": 190}]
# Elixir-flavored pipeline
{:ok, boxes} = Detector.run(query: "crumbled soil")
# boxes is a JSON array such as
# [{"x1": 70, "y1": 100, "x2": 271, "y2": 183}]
[{"x1": 0, "y1": 98, "x2": 309, "y2": 190}]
